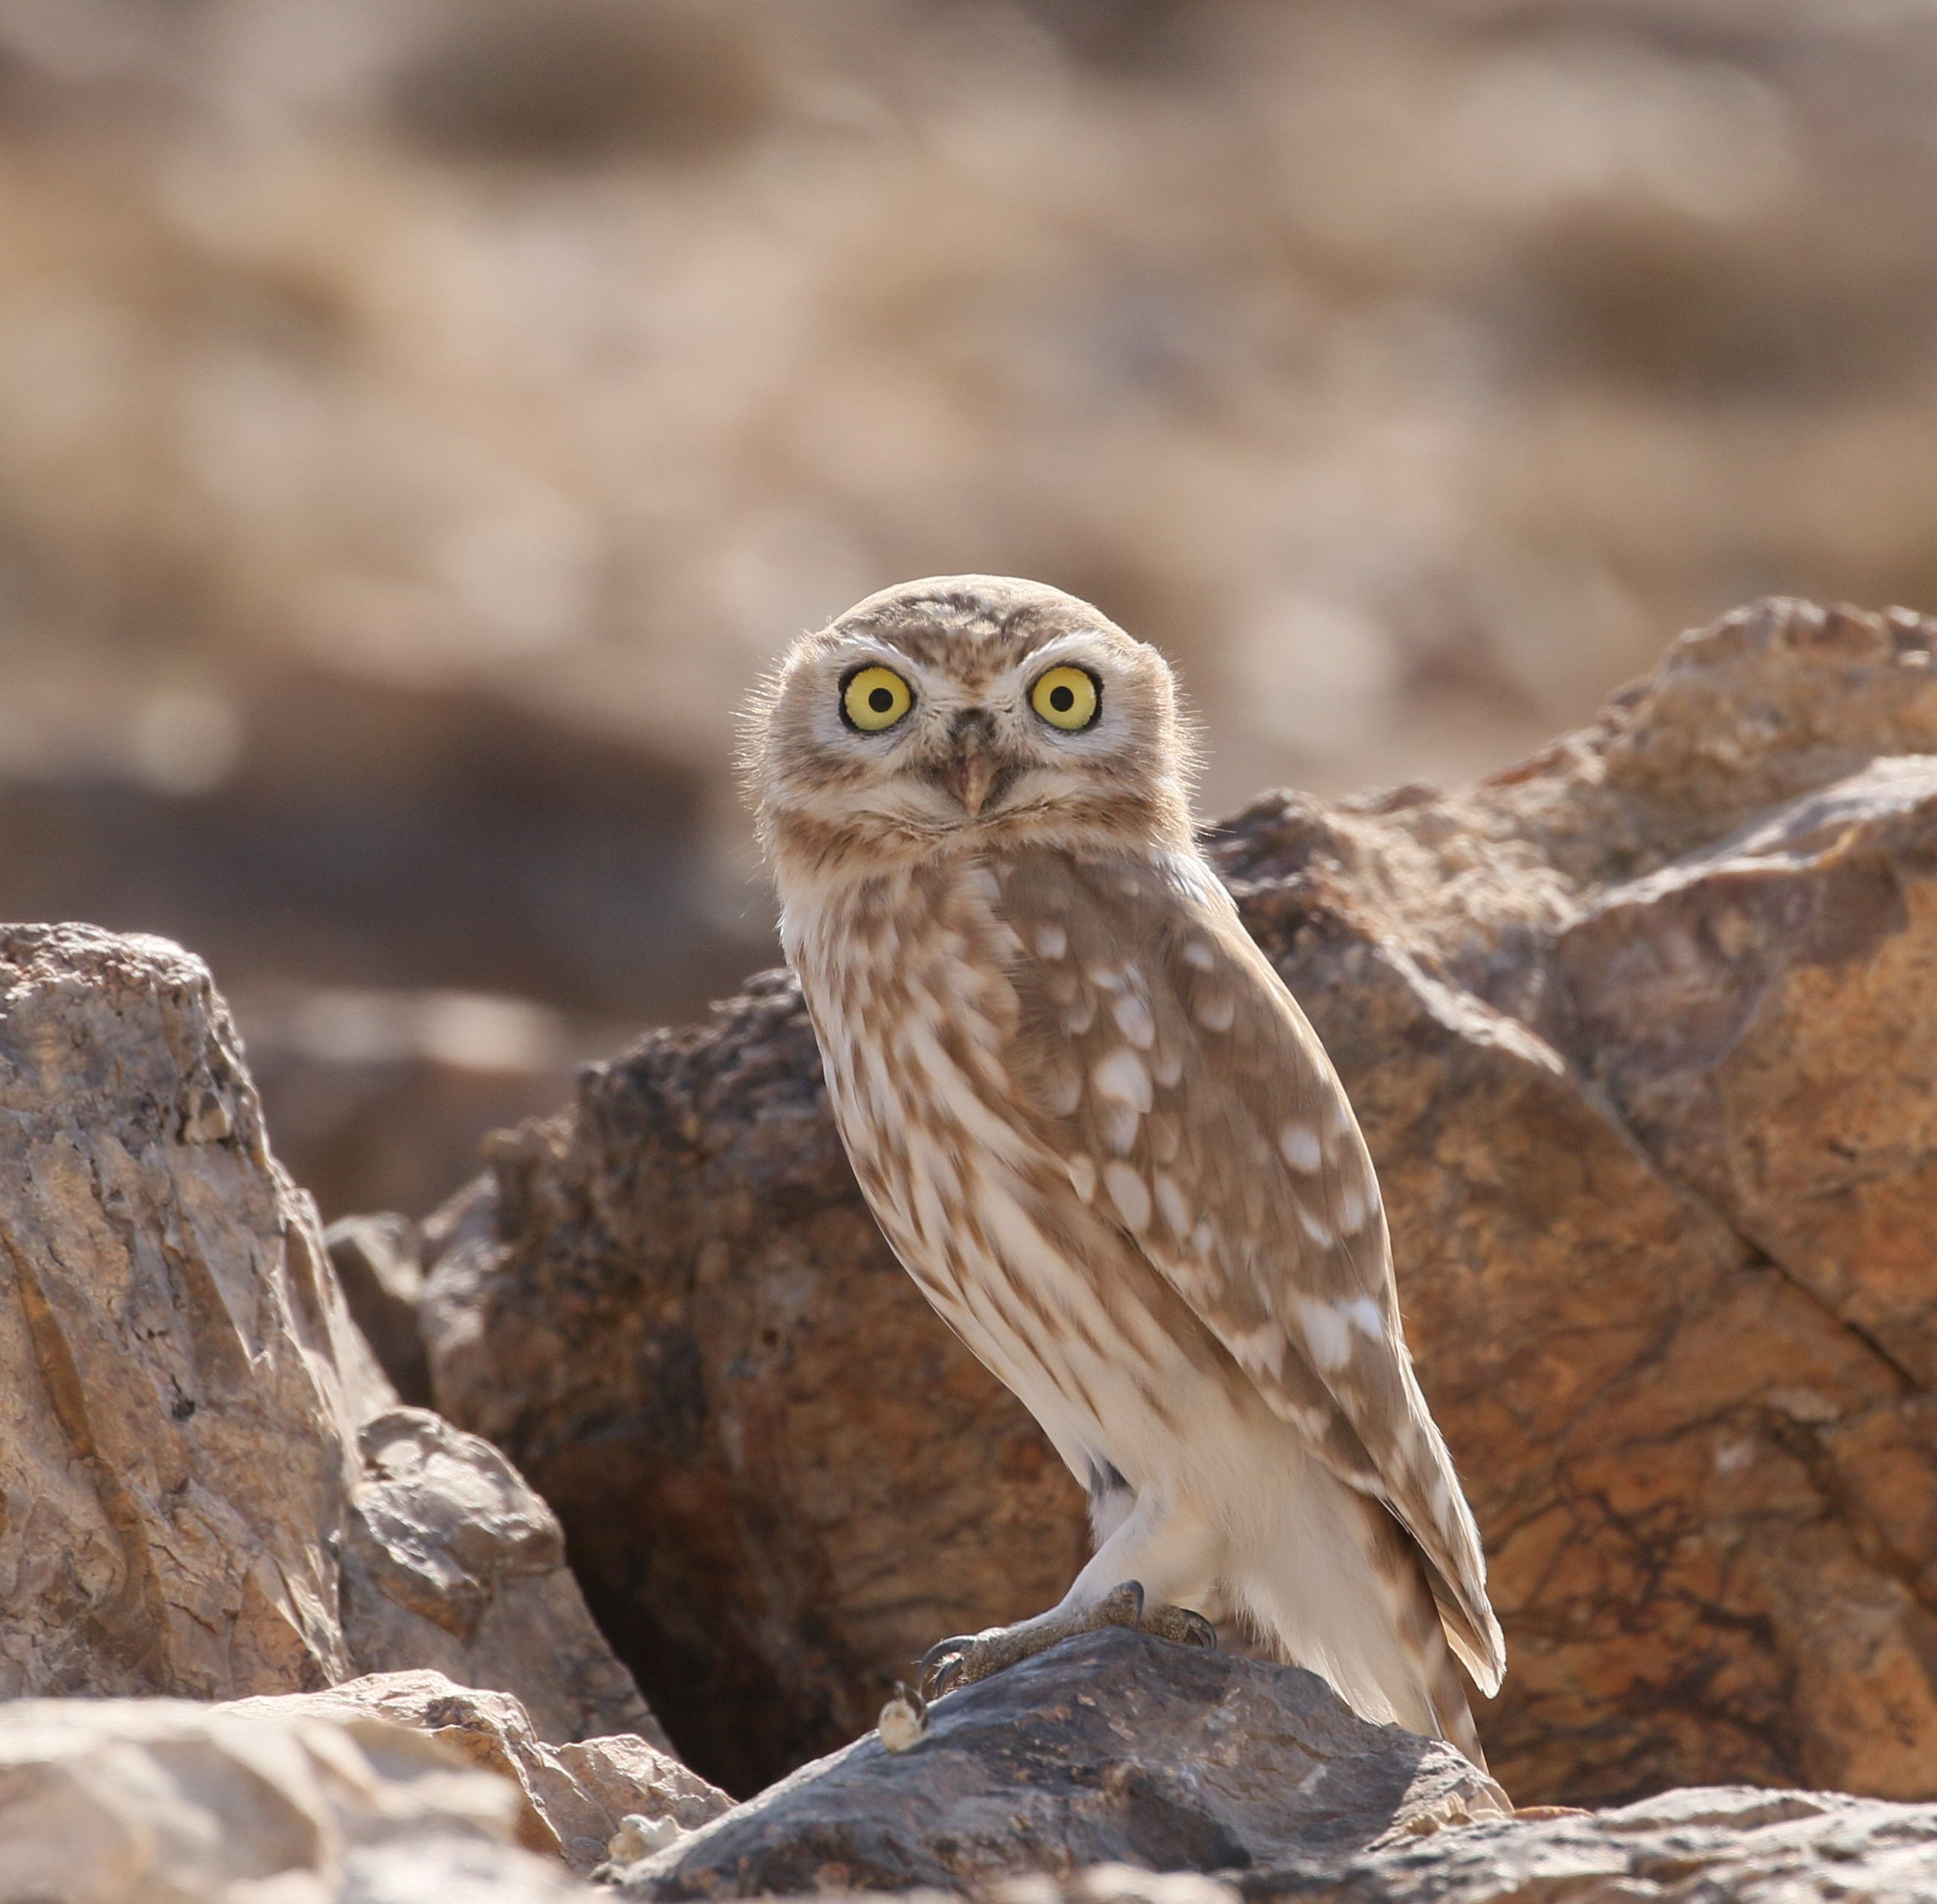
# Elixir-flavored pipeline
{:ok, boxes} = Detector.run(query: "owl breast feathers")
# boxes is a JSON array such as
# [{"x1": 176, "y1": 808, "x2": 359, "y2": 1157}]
[{"x1": 748, "y1": 575, "x2": 1503, "y2": 1759}]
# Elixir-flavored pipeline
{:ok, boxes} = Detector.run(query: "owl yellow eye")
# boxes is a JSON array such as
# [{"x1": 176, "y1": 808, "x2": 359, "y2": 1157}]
[
  {"x1": 1029, "y1": 665, "x2": 1100, "y2": 732},
  {"x1": 842, "y1": 665, "x2": 914, "y2": 733}
]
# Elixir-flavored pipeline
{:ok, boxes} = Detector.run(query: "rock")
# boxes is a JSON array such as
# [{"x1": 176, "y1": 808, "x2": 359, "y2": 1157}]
[
  {"x1": 0, "y1": 1690, "x2": 592, "y2": 1903},
  {"x1": 422, "y1": 601, "x2": 1937, "y2": 1805},
  {"x1": 227, "y1": 1668, "x2": 730, "y2": 1877},
  {"x1": 973, "y1": 1786, "x2": 1937, "y2": 1903},
  {"x1": 613, "y1": 1628, "x2": 1508, "y2": 1898},
  {"x1": 327, "y1": 1211, "x2": 434, "y2": 1403},
  {"x1": 0, "y1": 923, "x2": 667, "y2": 1766},
  {"x1": 0, "y1": 923, "x2": 369, "y2": 1699},
  {"x1": 341, "y1": 1407, "x2": 671, "y2": 1751}
]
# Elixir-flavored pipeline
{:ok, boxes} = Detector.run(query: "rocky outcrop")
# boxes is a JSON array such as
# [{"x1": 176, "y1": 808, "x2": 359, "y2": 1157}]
[
  {"x1": 342, "y1": 1406, "x2": 670, "y2": 1749},
  {"x1": 670, "y1": 1787, "x2": 1937, "y2": 1904},
  {"x1": 613, "y1": 1628, "x2": 1508, "y2": 1898},
  {"x1": 423, "y1": 600, "x2": 1937, "y2": 1806},
  {"x1": 0, "y1": 924, "x2": 665, "y2": 1760},
  {"x1": 228, "y1": 1669, "x2": 729, "y2": 1877},
  {"x1": 0, "y1": 1688, "x2": 593, "y2": 1904},
  {"x1": 0, "y1": 924, "x2": 371, "y2": 1699}
]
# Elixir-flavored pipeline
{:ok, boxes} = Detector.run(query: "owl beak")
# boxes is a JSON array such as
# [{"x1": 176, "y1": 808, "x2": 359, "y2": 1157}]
[
  {"x1": 950, "y1": 746, "x2": 1001, "y2": 817},
  {"x1": 940, "y1": 714, "x2": 1014, "y2": 817}
]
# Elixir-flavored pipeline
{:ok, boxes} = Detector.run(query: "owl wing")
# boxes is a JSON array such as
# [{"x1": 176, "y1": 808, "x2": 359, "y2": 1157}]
[{"x1": 994, "y1": 847, "x2": 1505, "y2": 1695}]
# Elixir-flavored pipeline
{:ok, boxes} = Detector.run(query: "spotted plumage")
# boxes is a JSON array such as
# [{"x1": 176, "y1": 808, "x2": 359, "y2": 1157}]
[{"x1": 746, "y1": 575, "x2": 1503, "y2": 1761}]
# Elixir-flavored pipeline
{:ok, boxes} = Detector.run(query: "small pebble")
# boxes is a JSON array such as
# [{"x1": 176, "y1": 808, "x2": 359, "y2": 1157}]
[{"x1": 878, "y1": 1680, "x2": 929, "y2": 1752}]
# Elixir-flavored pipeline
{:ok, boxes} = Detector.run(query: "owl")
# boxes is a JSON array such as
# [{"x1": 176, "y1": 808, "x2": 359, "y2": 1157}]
[{"x1": 746, "y1": 576, "x2": 1503, "y2": 1764}]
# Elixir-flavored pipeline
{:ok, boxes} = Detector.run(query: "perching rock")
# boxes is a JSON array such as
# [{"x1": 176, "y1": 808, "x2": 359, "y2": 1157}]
[
  {"x1": 227, "y1": 1668, "x2": 729, "y2": 1877},
  {"x1": 0, "y1": 1689, "x2": 592, "y2": 1904},
  {"x1": 423, "y1": 601, "x2": 1937, "y2": 1805},
  {"x1": 613, "y1": 1627, "x2": 1508, "y2": 1898},
  {"x1": 0, "y1": 924, "x2": 663, "y2": 1759}
]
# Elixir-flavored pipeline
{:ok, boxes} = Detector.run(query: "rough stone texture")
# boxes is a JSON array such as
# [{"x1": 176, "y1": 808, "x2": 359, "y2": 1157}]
[
  {"x1": 615, "y1": 1629, "x2": 1508, "y2": 1899},
  {"x1": 728, "y1": 1789, "x2": 1937, "y2": 1904},
  {"x1": 228, "y1": 1669, "x2": 729, "y2": 1877},
  {"x1": 327, "y1": 1211, "x2": 435, "y2": 1404},
  {"x1": 0, "y1": 923, "x2": 371, "y2": 1699},
  {"x1": 0, "y1": 1690, "x2": 592, "y2": 1904},
  {"x1": 342, "y1": 1407, "x2": 669, "y2": 1751},
  {"x1": 0, "y1": 924, "x2": 664, "y2": 1762},
  {"x1": 423, "y1": 600, "x2": 1937, "y2": 1806}
]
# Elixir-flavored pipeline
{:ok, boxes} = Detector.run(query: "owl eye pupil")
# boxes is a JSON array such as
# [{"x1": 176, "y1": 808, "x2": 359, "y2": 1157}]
[
  {"x1": 1049, "y1": 684, "x2": 1075, "y2": 713},
  {"x1": 868, "y1": 686, "x2": 894, "y2": 713}
]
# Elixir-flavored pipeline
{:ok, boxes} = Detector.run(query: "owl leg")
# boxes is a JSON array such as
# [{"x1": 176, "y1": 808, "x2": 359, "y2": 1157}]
[
  {"x1": 919, "y1": 1492, "x2": 1220, "y2": 1699},
  {"x1": 918, "y1": 1580, "x2": 1148, "y2": 1699}
]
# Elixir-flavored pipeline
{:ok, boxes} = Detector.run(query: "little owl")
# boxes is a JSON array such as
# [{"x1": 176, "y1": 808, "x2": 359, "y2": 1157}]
[{"x1": 748, "y1": 576, "x2": 1503, "y2": 1762}]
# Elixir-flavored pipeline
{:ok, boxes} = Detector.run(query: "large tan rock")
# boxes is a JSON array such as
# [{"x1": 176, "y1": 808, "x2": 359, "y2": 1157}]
[
  {"x1": 342, "y1": 1406, "x2": 669, "y2": 1750},
  {"x1": 228, "y1": 1669, "x2": 730, "y2": 1877},
  {"x1": 0, "y1": 1691, "x2": 591, "y2": 1904},
  {"x1": 0, "y1": 924, "x2": 664, "y2": 1756},
  {"x1": 423, "y1": 601, "x2": 1937, "y2": 1805},
  {"x1": 0, "y1": 924, "x2": 367, "y2": 1698}
]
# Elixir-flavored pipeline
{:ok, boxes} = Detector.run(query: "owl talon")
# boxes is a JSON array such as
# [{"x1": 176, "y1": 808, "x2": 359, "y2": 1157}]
[
  {"x1": 1141, "y1": 1603, "x2": 1218, "y2": 1650},
  {"x1": 914, "y1": 1581, "x2": 1149, "y2": 1701},
  {"x1": 917, "y1": 1638, "x2": 974, "y2": 1701}
]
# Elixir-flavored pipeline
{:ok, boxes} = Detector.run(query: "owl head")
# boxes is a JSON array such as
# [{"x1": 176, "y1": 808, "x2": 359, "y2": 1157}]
[{"x1": 747, "y1": 576, "x2": 1198, "y2": 883}]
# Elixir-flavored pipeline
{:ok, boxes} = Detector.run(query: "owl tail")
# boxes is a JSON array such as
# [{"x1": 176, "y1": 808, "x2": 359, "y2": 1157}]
[{"x1": 1233, "y1": 1463, "x2": 1490, "y2": 1770}]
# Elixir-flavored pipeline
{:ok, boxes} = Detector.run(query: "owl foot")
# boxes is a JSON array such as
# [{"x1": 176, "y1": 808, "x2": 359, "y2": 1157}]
[{"x1": 917, "y1": 1580, "x2": 1215, "y2": 1700}]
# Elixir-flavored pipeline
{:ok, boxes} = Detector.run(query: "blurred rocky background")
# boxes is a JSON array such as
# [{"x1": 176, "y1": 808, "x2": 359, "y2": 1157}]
[{"x1": 3, "y1": 0, "x2": 1937, "y2": 1221}]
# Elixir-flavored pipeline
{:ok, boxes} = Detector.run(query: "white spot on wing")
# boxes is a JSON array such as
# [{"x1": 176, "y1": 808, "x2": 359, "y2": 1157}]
[
  {"x1": 1195, "y1": 992, "x2": 1235, "y2": 1032},
  {"x1": 1230, "y1": 1322, "x2": 1281, "y2": 1373},
  {"x1": 1342, "y1": 1296, "x2": 1384, "y2": 1340},
  {"x1": 1099, "y1": 1102, "x2": 1141, "y2": 1156},
  {"x1": 1278, "y1": 1123, "x2": 1322, "y2": 1172},
  {"x1": 1066, "y1": 1153, "x2": 1098, "y2": 1202},
  {"x1": 1153, "y1": 1173, "x2": 1190, "y2": 1235},
  {"x1": 1103, "y1": 1161, "x2": 1152, "y2": 1230},
  {"x1": 1035, "y1": 923, "x2": 1068, "y2": 961},
  {"x1": 1091, "y1": 1049, "x2": 1153, "y2": 1111},
  {"x1": 1296, "y1": 1297, "x2": 1352, "y2": 1372},
  {"x1": 1112, "y1": 993, "x2": 1156, "y2": 1049},
  {"x1": 1336, "y1": 1181, "x2": 1371, "y2": 1234},
  {"x1": 1298, "y1": 1204, "x2": 1335, "y2": 1248},
  {"x1": 1183, "y1": 940, "x2": 1216, "y2": 970}
]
